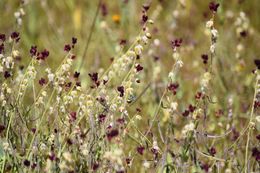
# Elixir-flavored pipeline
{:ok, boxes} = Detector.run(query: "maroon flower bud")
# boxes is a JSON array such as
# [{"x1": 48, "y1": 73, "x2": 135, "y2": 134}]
[
  {"x1": 254, "y1": 59, "x2": 260, "y2": 69},
  {"x1": 31, "y1": 128, "x2": 36, "y2": 133},
  {"x1": 171, "y1": 39, "x2": 182, "y2": 49},
  {"x1": 11, "y1": 31, "x2": 19, "y2": 39},
  {"x1": 135, "y1": 64, "x2": 143, "y2": 72},
  {"x1": 201, "y1": 54, "x2": 208, "y2": 64},
  {"x1": 195, "y1": 92, "x2": 203, "y2": 100},
  {"x1": 0, "y1": 43, "x2": 4, "y2": 54},
  {"x1": 72, "y1": 37, "x2": 77, "y2": 45},
  {"x1": 256, "y1": 134, "x2": 260, "y2": 141},
  {"x1": 30, "y1": 46, "x2": 37, "y2": 56},
  {"x1": 168, "y1": 83, "x2": 179, "y2": 95},
  {"x1": 37, "y1": 49, "x2": 49, "y2": 60},
  {"x1": 209, "y1": 1, "x2": 220, "y2": 12},
  {"x1": 74, "y1": 71, "x2": 80, "y2": 79},
  {"x1": 117, "y1": 86, "x2": 125, "y2": 97},
  {"x1": 142, "y1": 4, "x2": 150, "y2": 11},
  {"x1": 182, "y1": 110, "x2": 189, "y2": 117},
  {"x1": 142, "y1": 14, "x2": 148, "y2": 23},
  {"x1": 188, "y1": 104, "x2": 196, "y2": 113},
  {"x1": 89, "y1": 72, "x2": 98, "y2": 82},
  {"x1": 4, "y1": 71, "x2": 11, "y2": 79},
  {"x1": 23, "y1": 159, "x2": 30, "y2": 167},
  {"x1": 92, "y1": 162, "x2": 99, "y2": 171},
  {"x1": 70, "y1": 112, "x2": 77, "y2": 121},
  {"x1": 39, "y1": 78, "x2": 47, "y2": 86},
  {"x1": 209, "y1": 147, "x2": 216, "y2": 156},
  {"x1": 98, "y1": 114, "x2": 106, "y2": 123},
  {"x1": 106, "y1": 129, "x2": 119, "y2": 141},
  {"x1": 119, "y1": 39, "x2": 127, "y2": 46},
  {"x1": 64, "y1": 44, "x2": 71, "y2": 52},
  {"x1": 101, "y1": 3, "x2": 108, "y2": 16},
  {"x1": 0, "y1": 124, "x2": 5, "y2": 134},
  {"x1": 240, "y1": 30, "x2": 247, "y2": 37},
  {"x1": 200, "y1": 163, "x2": 209, "y2": 172},
  {"x1": 0, "y1": 34, "x2": 6, "y2": 42},
  {"x1": 116, "y1": 118, "x2": 125, "y2": 124},
  {"x1": 137, "y1": 146, "x2": 145, "y2": 155}
]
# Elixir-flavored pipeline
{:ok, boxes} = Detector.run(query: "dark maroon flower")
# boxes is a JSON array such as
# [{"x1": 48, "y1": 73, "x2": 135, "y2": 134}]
[
  {"x1": 31, "y1": 163, "x2": 37, "y2": 169},
  {"x1": 92, "y1": 162, "x2": 99, "y2": 171},
  {"x1": 254, "y1": 59, "x2": 260, "y2": 69},
  {"x1": 252, "y1": 147, "x2": 260, "y2": 161},
  {"x1": 142, "y1": 4, "x2": 150, "y2": 11},
  {"x1": 70, "y1": 112, "x2": 77, "y2": 121},
  {"x1": 119, "y1": 39, "x2": 127, "y2": 46},
  {"x1": 64, "y1": 44, "x2": 71, "y2": 52},
  {"x1": 188, "y1": 104, "x2": 196, "y2": 113},
  {"x1": 168, "y1": 83, "x2": 179, "y2": 95},
  {"x1": 182, "y1": 110, "x2": 189, "y2": 117},
  {"x1": 39, "y1": 78, "x2": 47, "y2": 86},
  {"x1": 116, "y1": 118, "x2": 125, "y2": 124},
  {"x1": 11, "y1": 31, "x2": 19, "y2": 39},
  {"x1": 0, "y1": 124, "x2": 5, "y2": 134},
  {"x1": 256, "y1": 134, "x2": 260, "y2": 141},
  {"x1": 76, "y1": 82, "x2": 81, "y2": 87},
  {"x1": 200, "y1": 163, "x2": 209, "y2": 172},
  {"x1": 37, "y1": 49, "x2": 49, "y2": 60},
  {"x1": 254, "y1": 100, "x2": 260, "y2": 109},
  {"x1": 4, "y1": 71, "x2": 11, "y2": 78},
  {"x1": 240, "y1": 30, "x2": 247, "y2": 37},
  {"x1": 48, "y1": 152, "x2": 56, "y2": 161},
  {"x1": 125, "y1": 157, "x2": 131, "y2": 165},
  {"x1": 209, "y1": 147, "x2": 216, "y2": 156},
  {"x1": 151, "y1": 147, "x2": 159, "y2": 160},
  {"x1": 142, "y1": 14, "x2": 148, "y2": 23},
  {"x1": 74, "y1": 71, "x2": 80, "y2": 78},
  {"x1": 89, "y1": 72, "x2": 98, "y2": 82},
  {"x1": 65, "y1": 82, "x2": 72, "y2": 89},
  {"x1": 30, "y1": 46, "x2": 37, "y2": 56},
  {"x1": 23, "y1": 160, "x2": 30, "y2": 167},
  {"x1": 41, "y1": 49, "x2": 49, "y2": 58},
  {"x1": 252, "y1": 147, "x2": 259, "y2": 157},
  {"x1": 54, "y1": 129, "x2": 58, "y2": 133},
  {"x1": 89, "y1": 72, "x2": 100, "y2": 87},
  {"x1": 0, "y1": 43, "x2": 4, "y2": 54},
  {"x1": 136, "y1": 108, "x2": 141, "y2": 112},
  {"x1": 171, "y1": 39, "x2": 182, "y2": 49},
  {"x1": 101, "y1": 3, "x2": 108, "y2": 16},
  {"x1": 201, "y1": 54, "x2": 208, "y2": 64},
  {"x1": 195, "y1": 92, "x2": 203, "y2": 100},
  {"x1": 209, "y1": 1, "x2": 220, "y2": 12},
  {"x1": 117, "y1": 86, "x2": 125, "y2": 97},
  {"x1": 153, "y1": 56, "x2": 160, "y2": 61},
  {"x1": 98, "y1": 114, "x2": 106, "y2": 123},
  {"x1": 135, "y1": 64, "x2": 143, "y2": 72},
  {"x1": 137, "y1": 146, "x2": 145, "y2": 155},
  {"x1": 106, "y1": 129, "x2": 119, "y2": 140},
  {"x1": 116, "y1": 170, "x2": 124, "y2": 173},
  {"x1": 67, "y1": 138, "x2": 73, "y2": 145},
  {"x1": 71, "y1": 54, "x2": 76, "y2": 59},
  {"x1": 72, "y1": 37, "x2": 77, "y2": 45},
  {"x1": 31, "y1": 128, "x2": 36, "y2": 133},
  {"x1": 0, "y1": 34, "x2": 6, "y2": 42}
]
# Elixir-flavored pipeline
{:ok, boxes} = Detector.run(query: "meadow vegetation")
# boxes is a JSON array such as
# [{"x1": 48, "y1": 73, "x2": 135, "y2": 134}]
[{"x1": 0, "y1": 0, "x2": 260, "y2": 172}]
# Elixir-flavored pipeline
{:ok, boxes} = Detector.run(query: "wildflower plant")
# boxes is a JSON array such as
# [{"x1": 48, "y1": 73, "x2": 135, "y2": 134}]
[{"x1": 0, "y1": 0, "x2": 260, "y2": 173}]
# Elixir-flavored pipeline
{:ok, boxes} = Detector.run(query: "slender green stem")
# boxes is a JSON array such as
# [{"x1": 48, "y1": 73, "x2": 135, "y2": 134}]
[{"x1": 244, "y1": 74, "x2": 258, "y2": 173}]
